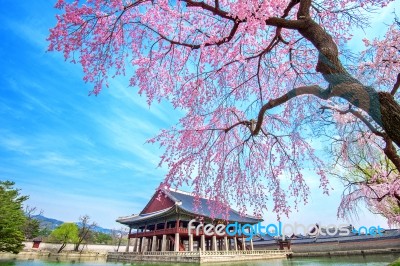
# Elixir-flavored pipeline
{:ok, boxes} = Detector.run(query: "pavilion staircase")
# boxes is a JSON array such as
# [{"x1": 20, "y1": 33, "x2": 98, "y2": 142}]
[{"x1": 168, "y1": 235, "x2": 185, "y2": 251}]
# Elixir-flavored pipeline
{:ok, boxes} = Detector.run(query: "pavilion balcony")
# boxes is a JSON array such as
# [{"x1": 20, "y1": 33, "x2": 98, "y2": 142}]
[{"x1": 129, "y1": 227, "x2": 240, "y2": 238}]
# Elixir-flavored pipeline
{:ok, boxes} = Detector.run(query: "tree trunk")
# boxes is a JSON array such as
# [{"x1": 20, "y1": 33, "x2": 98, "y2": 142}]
[
  {"x1": 297, "y1": 16, "x2": 400, "y2": 149},
  {"x1": 58, "y1": 243, "x2": 66, "y2": 253},
  {"x1": 379, "y1": 92, "x2": 400, "y2": 148}
]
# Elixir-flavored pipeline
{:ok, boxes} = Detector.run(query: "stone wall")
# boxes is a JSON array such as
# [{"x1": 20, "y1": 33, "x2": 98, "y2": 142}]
[
  {"x1": 291, "y1": 239, "x2": 400, "y2": 253},
  {"x1": 22, "y1": 241, "x2": 122, "y2": 254},
  {"x1": 253, "y1": 238, "x2": 400, "y2": 253}
]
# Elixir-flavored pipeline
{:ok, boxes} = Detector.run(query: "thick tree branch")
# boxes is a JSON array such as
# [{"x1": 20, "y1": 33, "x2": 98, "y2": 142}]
[
  {"x1": 391, "y1": 73, "x2": 400, "y2": 95},
  {"x1": 320, "y1": 105, "x2": 384, "y2": 137},
  {"x1": 183, "y1": 0, "x2": 233, "y2": 21},
  {"x1": 282, "y1": 0, "x2": 300, "y2": 18},
  {"x1": 298, "y1": 0, "x2": 312, "y2": 18},
  {"x1": 253, "y1": 85, "x2": 327, "y2": 135}
]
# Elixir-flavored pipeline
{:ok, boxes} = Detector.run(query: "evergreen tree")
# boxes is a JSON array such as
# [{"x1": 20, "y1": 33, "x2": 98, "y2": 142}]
[{"x1": 0, "y1": 181, "x2": 28, "y2": 254}]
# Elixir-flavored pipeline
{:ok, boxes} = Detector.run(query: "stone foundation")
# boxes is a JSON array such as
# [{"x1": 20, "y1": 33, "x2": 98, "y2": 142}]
[{"x1": 107, "y1": 250, "x2": 290, "y2": 263}]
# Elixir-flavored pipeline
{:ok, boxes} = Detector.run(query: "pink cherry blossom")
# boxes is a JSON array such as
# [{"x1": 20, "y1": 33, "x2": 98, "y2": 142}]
[{"x1": 48, "y1": 0, "x2": 400, "y2": 223}]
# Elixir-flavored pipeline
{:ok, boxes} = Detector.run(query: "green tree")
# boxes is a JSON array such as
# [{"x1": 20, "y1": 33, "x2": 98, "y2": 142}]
[
  {"x1": 93, "y1": 232, "x2": 112, "y2": 244},
  {"x1": 49, "y1": 223, "x2": 79, "y2": 253},
  {"x1": 23, "y1": 206, "x2": 41, "y2": 240},
  {"x1": 23, "y1": 219, "x2": 40, "y2": 240},
  {"x1": 0, "y1": 181, "x2": 28, "y2": 254},
  {"x1": 38, "y1": 226, "x2": 52, "y2": 237},
  {"x1": 333, "y1": 152, "x2": 400, "y2": 226}
]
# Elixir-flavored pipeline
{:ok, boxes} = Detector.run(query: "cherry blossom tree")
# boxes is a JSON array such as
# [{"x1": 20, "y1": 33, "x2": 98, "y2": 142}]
[
  {"x1": 48, "y1": 0, "x2": 400, "y2": 221},
  {"x1": 331, "y1": 138, "x2": 400, "y2": 226}
]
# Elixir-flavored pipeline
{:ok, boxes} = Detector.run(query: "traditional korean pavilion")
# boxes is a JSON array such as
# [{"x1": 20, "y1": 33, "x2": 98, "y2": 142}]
[{"x1": 116, "y1": 187, "x2": 263, "y2": 253}]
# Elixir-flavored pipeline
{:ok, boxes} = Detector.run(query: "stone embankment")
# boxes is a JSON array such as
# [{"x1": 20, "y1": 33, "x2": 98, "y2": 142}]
[
  {"x1": 290, "y1": 248, "x2": 400, "y2": 258},
  {"x1": 0, "y1": 250, "x2": 107, "y2": 262},
  {"x1": 0, "y1": 241, "x2": 116, "y2": 262},
  {"x1": 107, "y1": 250, "x2": 289, "y2": 263}
]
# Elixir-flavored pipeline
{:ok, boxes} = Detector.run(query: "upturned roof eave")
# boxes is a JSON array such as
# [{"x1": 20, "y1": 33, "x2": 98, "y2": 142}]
[{"x1": 116, "y1": 206, "x2": 176, "y2": 225}]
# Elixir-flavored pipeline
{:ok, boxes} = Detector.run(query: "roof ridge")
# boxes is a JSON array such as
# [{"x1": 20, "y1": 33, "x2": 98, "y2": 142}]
[{"x1": 161, "y1": 186, "x2": 210, "y2": 200}]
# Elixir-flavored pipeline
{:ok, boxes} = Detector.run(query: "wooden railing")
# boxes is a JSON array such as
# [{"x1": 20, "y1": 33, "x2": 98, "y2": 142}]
[
  {"x1": 129, "y1": 227, "x2": 244, "y2": 238},
  {"x1": 198, "y1": 250, "x2": 289, "y2": 256},
  {"x1": 129, "y1": 227, "x2": 181, "y2": 238},
  {"x1": 109, "y1": 250, "x2": 291, "y2": 257}
]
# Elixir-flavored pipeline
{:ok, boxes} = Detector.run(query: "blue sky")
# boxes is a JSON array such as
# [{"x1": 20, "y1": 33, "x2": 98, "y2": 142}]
[{"x1": 0, "y1": 1, "x2": 398, "y2": 229}]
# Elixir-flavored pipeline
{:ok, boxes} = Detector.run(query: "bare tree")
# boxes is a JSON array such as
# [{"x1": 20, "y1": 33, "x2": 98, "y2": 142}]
[
  {"x1": 74, "y1": 215, "x2": 97, "y2": 252},
  {"x1": 23, "y1": 206, "x2": 43, "y2": 240},
  {"x1": 111, "y1": 227, "x2": 128, "y2": 252}
]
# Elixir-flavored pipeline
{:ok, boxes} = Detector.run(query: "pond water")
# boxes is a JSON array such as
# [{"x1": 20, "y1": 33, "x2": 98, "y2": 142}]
[{"x1": 1, "y1": 253, "x2": 399, "y2": 266}]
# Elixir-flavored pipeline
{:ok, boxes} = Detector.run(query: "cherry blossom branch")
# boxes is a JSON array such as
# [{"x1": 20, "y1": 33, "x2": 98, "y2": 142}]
[
  {"x1": 319, "y1": 105, "x2": 383, "y2": 137},
  {"x1": 223, "y1": 85, "x2": 326, "y2": 135},
  {"x1": 137, "y1": 20, "x2": 241, "y2": 50}
]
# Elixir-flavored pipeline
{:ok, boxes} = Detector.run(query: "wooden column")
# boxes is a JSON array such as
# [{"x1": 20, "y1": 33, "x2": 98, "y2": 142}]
[
  {"x1": 224, "y1": 236, "x2": 228, "y2": 251},
  {"x1": 241, "y1": 236, "x2": 245, "y2": 250},
  {"x1": 140, "y1": 237, "x2": 146, "y2": 252},
  {"x1": 250, "y1": 238, "x2": 254, "y2": 250},
  {"x1": 161, "y1": 235, "x2": 167, "y2": 251},
  {"x1": 234, "y1": 237, "x2": 238, "y2": 251},
  {"x1": 212, "y1": 235, "x2": 217, "y2": 251},
  {"x1": 134, "y1": 238, "x2": 139, "y2": 252},
  {"x1": 151, "y1": 236, "x2": 157, "y2": 251},
  {"x1": 200, "y1": 235, "x2": 206, "y2": 251},
  {"x1": 125, "y1": 228, "x2": 132, "y2": 252},
  {"x1": 125, "y1": 238, "x2": 130, "y2": 252},
  {"x1": 148, "y1": 237, "x2": 152, "y2": 251}
]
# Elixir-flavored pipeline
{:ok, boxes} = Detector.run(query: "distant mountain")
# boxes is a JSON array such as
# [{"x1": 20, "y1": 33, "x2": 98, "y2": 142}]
[
  {"x1": 33, "y1": 215, "x2": 116, "y2": 234},
  {"x1": 76, "y1": 221, "x2": 115, "y2": 234},
  {"x1": 33, "y1": 215, "x2": 64, "y2": 230}
]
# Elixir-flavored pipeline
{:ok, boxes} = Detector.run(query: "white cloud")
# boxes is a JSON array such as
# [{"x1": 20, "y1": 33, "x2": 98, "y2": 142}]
[{"x1": 0, "y1": 131, "x2": 33, "y2": 155}]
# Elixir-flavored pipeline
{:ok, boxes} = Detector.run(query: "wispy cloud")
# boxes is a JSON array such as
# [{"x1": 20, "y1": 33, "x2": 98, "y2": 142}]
[
  {"x1": 28, "y1": 152, "x2": 78, "y2": 167},
  {"x1": 0, "y1": 131, "x2": 33, "y2": 155}
]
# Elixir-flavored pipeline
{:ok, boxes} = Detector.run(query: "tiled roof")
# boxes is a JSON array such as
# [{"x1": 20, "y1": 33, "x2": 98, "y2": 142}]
[
  {"x1": 165, "y1": 189, "x2": 262, "y2": 224},
  {"x1": 116, "y1": 188, "x2": 263, "y2": 225}
]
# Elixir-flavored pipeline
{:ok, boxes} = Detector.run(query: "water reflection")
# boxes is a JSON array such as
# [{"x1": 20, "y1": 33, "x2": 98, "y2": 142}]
[
  {"x1": 1, "y1": 253, "x2": 399, "y2": 266},
  {"x1": 0, "y1": 261, "x2": 16, "y2": 266}
]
